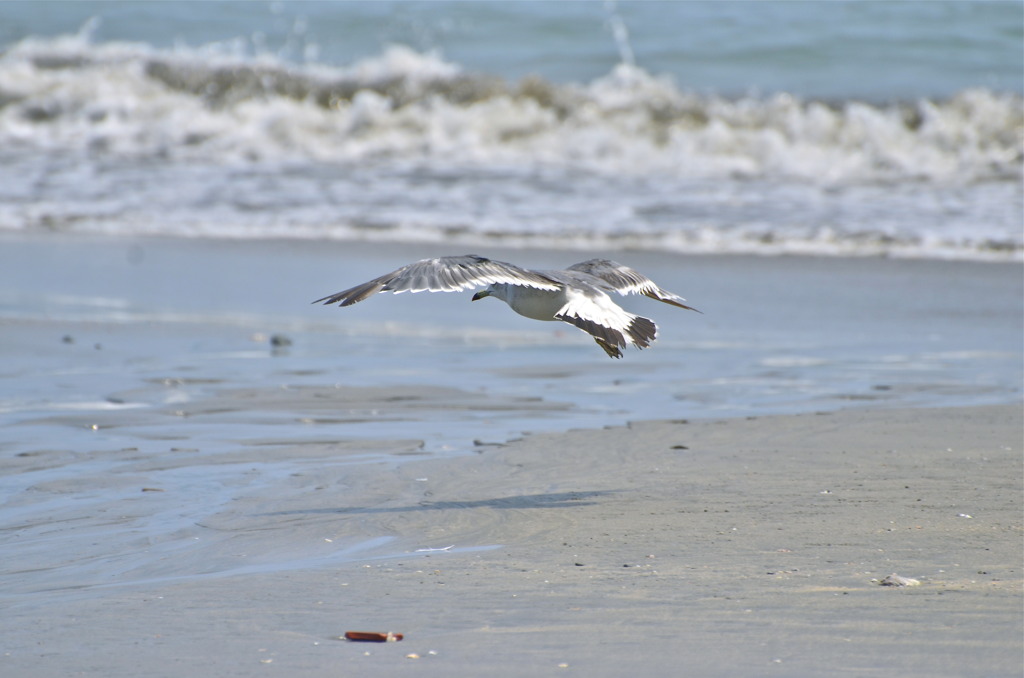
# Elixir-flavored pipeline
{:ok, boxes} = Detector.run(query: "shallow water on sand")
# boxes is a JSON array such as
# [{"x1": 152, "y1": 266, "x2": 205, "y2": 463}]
[{"x1": 3, "y1": 234, "x2": 1020, "y2": 417}]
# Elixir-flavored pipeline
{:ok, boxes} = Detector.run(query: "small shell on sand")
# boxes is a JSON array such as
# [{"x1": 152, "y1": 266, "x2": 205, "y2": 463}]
[{"x1": 878, "y1": 574, "x2": 921, "y2": 587}]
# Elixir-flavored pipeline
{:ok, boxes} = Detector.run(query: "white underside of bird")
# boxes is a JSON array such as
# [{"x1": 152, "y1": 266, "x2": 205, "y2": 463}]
[{"x1": 314, "y1": 255, "x2": 698, "y2": 358}]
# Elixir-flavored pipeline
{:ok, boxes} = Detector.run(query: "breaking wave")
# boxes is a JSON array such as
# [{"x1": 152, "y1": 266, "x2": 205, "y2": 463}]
[{"x1": 0, "y1": 30, "x2": 1021, "y2": 260}]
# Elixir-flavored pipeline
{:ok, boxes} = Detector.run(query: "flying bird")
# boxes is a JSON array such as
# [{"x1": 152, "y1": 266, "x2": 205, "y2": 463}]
[{"x1": 314, "y1": 255, "x2": 698, "y2": 358}]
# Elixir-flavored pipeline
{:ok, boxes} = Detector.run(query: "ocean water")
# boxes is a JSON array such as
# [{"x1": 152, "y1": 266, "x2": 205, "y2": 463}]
[{"x1": 0, "y1": 1, "x2": 1021, "y2": 260}]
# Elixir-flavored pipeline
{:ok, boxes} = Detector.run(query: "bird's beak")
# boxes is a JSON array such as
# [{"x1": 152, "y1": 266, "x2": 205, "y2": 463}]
[{"x1": 471, "y1": 291, "x2": 489, "y2": 302}]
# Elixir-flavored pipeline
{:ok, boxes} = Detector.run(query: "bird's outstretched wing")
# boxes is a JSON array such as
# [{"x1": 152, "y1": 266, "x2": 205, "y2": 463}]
[
  {"x1": 566, "y1": 259, "x2": 699, "y2": 312},
  {"x1": 313, "y1": 254, "x2": 561, "y2": 307}
]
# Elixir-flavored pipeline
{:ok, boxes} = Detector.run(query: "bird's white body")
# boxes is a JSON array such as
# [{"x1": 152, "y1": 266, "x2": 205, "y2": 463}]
[{"x1": 484, "y1": 283, "x2": 564, "y2": 321}]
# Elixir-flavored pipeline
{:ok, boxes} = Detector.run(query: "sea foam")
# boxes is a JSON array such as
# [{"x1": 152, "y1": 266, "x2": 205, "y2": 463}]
[{"x1": 0, "y1": 33, "x2": 1020, "y2": 260}]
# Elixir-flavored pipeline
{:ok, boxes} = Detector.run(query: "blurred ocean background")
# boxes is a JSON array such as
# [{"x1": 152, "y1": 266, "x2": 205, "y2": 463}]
[{"x1": 0, "y1": 0, "x2": 1021, "y2": 260}]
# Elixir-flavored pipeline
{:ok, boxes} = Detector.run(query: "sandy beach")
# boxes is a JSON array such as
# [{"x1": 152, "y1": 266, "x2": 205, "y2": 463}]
[
  {"x1": 0, "y1": 234, "x2": 1021, "y2": 677},
  {"x1": 1, "y1": 400, "x2": 1020, "y2": 677}
]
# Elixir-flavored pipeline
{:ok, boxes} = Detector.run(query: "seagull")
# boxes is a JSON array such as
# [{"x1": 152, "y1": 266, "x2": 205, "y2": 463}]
[{"x1": 314, "y1": 255, "x2": 698, "y2": 358}]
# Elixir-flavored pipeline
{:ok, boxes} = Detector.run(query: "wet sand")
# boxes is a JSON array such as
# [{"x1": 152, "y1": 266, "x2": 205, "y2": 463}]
[
  {"x1": 1, "y1": 234, "x2": 1021, "y2": 676},
  {"x1": 2, "y1": 399, "x2": 1020, "y2": 678}
]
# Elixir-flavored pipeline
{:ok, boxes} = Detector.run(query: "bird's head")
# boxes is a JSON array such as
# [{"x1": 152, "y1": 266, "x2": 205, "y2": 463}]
[{"x1": 471, "y1": 289, "x2": 491, "y2": 302}]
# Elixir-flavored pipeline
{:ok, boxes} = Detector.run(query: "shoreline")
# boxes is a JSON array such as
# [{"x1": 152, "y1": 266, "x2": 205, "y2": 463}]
[{"x1": 2, "y1": 231, "x2": 1021, "y2": 421}]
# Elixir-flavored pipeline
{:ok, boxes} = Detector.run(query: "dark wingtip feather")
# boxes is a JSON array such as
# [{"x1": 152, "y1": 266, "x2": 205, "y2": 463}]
[
  {"x1": 312, "y1": 282, "x2": 384, "y2": 306},
  {"x1": 626, "y1": 316, "x2": 657, "y2": 348},
  {"x1": 647, "y1": 294, "x2": 702, "y2": 313},
  {"x1": 594, "y1": 338, "x2": 624, "y2": 359}
]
